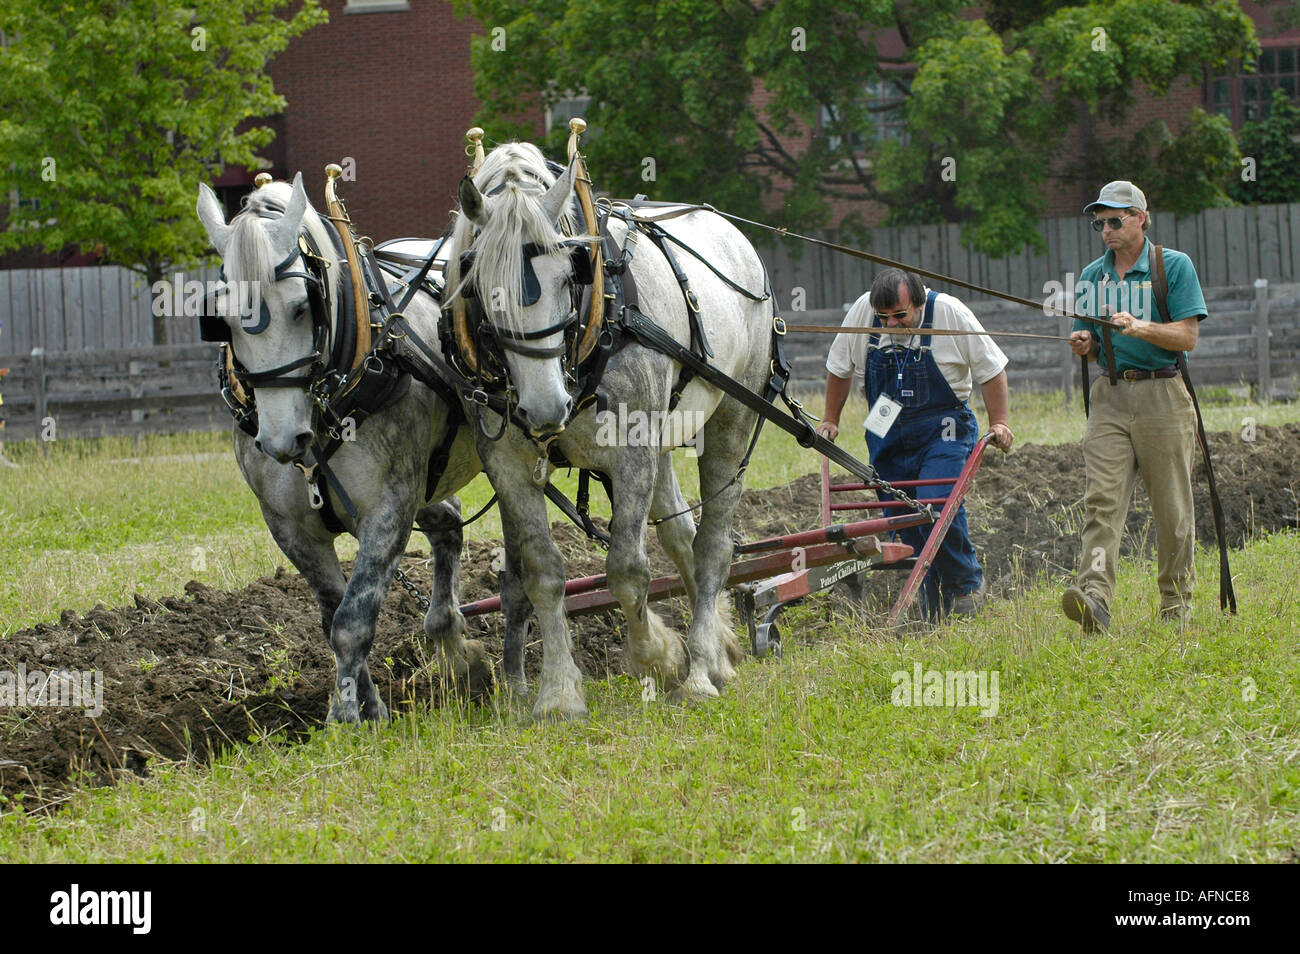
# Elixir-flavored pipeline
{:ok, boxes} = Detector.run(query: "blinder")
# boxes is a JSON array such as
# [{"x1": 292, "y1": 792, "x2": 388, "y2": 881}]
[
  {"x1": 458, "y1": 242, "x2": 593, "y2": 307},
  {"x1": 202, "y1": 239, "x2": 327, "y2": 344}
]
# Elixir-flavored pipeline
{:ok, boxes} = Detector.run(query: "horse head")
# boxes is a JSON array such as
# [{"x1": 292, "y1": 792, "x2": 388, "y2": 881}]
[
  {"x1": 197, "y1": 173, "x2": 337, "y2": 464},
  {"x1": 449, "y1": 143, "x2": 591, "y2": 439}
]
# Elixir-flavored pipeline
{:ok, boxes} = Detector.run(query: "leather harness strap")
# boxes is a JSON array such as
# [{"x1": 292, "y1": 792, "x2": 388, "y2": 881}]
[{"x1": 1151, "y1": 246, "x2": 1236, "y2": 614}]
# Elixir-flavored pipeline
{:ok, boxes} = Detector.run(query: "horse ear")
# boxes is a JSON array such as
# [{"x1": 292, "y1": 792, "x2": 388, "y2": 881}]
[
  {"x1": 538, "y1": 159, "x2": 576, "y2": 224},
  {"x1": 265, "y1": 172, "x2": 308, "y2": 254},
  {"x1": 196, "y1": 183, "x2": 230, "y2": 256},
  {"x1": 459, "y1": 175, "x2": 487, "y2": 226}
]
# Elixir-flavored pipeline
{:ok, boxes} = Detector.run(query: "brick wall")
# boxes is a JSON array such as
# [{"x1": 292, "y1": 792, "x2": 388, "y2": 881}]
[{"x1": 267, "y1": 0, "x2": 541, "y2": 241}]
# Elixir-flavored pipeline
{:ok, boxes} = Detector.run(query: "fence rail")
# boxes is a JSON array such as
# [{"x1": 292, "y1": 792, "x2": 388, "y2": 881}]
[{"x1": 1, "y1": 343, "x2": 228, "y2": 442}]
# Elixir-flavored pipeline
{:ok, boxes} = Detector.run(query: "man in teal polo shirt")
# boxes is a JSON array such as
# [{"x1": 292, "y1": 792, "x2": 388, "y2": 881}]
[{"x1": 1063, "y1": 180, "x2": 1206, "y2": 632}]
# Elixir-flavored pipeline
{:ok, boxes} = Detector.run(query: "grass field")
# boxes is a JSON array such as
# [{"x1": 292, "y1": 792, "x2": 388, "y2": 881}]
[
  {"x1": 1, "y1": 532, "x2": 1296, "y2": 862},
  {"x1": 1, "y1": 389, "x2": 1298, "y2": 861},
  {"x1": 3, "y1": 388, "x2": 1298, "y2": 635}
]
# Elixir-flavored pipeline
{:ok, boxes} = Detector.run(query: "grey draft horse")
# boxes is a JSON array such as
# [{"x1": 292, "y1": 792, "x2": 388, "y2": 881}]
[
  {"x1": 445, "y1": 143, "x2": 772, "y2": 720},
  {"x1": 196, "y1": 174, "x2": 514, "y2": 723}
]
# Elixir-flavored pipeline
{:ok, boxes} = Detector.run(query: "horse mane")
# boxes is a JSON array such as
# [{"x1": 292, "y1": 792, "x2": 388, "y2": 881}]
[
  {"x1": 225, "y1": 181, "x2": 342, "y2": 316},
  {"x1": 446, "y1": 142, "x2": 581, "y2": 339}
]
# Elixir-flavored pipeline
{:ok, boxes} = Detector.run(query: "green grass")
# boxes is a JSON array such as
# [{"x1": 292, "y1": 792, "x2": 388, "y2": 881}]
[
  {"x1": 3, "y1": 390, "x2": 1299, "y2": 634},
  {"x1": 3, "y1": 532, "x2": 1297, "y2": 862}
]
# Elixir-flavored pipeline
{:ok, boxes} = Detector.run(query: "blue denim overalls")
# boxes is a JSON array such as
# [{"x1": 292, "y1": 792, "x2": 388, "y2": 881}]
[{"x1": 865, "y1": 291, "x2": 983, "y2": 618}]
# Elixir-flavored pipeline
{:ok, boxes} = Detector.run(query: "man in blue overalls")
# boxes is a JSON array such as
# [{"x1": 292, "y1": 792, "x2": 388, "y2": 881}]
[{"x1": 819, "y1": 268, "x2": 1014, "y2": 619}]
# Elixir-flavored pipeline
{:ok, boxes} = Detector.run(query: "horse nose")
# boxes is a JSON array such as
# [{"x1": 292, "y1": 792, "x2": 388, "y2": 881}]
[
  {"x1": 524, "y1": 397, "x2": 572, "y2": 439},
  {"x1": 255, "y1": 429, "x2": 314, "y2": 464}
]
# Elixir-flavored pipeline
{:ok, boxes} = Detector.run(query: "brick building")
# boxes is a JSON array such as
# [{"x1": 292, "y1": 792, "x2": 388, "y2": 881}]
[
  {"x1": 6, "y1": 0, "x2": 1300, "y2": 265},
  {"x1": 216, "y1": 0, "x2": 488, "y2": 239}
]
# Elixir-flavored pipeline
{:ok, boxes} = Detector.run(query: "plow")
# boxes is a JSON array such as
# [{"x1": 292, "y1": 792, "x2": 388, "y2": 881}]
[{"x1": 457, "y1": 432, "x2": 996, "y2": 655}]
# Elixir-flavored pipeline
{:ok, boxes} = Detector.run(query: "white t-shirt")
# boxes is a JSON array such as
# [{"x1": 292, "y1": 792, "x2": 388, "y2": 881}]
[{"x1": 825, "y1": 289, "x2": 1008, "y2": 403}]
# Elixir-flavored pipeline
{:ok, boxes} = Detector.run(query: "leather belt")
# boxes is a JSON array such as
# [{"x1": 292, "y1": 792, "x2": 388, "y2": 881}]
[{"x1": 1118, "y1": 366, "x2": 1178, "y2": 380}]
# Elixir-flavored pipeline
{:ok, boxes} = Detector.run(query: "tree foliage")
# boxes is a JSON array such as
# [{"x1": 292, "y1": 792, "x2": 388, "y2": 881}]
[
  {"x1": 0, "y1": 0, "x2": 326, "y2": 340},
  {"x1": 458, "y1": 0, "x2": 1257, "y2": 255},
  {"x1": 1229, "y1": 88, "x2": 1300, "y2": 205}
]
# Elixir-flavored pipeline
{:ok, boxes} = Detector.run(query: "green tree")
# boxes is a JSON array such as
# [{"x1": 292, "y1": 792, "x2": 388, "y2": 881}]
[
  {"x1": 1230, "y1": 87, "x2": 1300, "y2": 204},
  {"x1": 458, "y1": 0, "x2": 1256, "y2": 255},
  {"x1": 0, "y1": 0, "x2": 326, "y2": 343}
]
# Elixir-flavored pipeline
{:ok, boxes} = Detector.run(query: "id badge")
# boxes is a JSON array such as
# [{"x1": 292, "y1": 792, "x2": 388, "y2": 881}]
[{"x1": 865, "y1": 393, "x2": 903, "y2": 438}]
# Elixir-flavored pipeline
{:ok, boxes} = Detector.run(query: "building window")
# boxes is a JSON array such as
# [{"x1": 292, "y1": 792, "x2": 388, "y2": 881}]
[
  {"x1": 343, "y1": 1, "x2": 410, "y2": 13},
  {"x1": 822, "y1": 74, "x2": 911, "y2": 152},
  {"x1": 1208, "y1": 44, "x2": 1300, "y2": 126},
  {"x1": 545, "y1": 94, "x2": 593, "y2": 135}
]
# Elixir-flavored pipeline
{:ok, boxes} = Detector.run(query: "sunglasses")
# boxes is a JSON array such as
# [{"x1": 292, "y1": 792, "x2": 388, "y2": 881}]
[
  {"x1": 1091, "y1": 213, "x2": 1136, "y2": 232},
  {"x1": 874, "y1": 308, "x2": 911, "y2": 322}
]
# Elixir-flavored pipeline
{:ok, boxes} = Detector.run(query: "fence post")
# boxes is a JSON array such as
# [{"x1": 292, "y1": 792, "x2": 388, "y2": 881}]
[
  {"x1": 1253, "y1": 278, "x2": 1271, "y2": 403},
  {"x1": 31, "y1": 347, "x2": 48, "y2": 456},
  {"x1": 128, "y1": 358, "x2": 146, "y2": 450},
  {"x1": 1058, "y1": 312, "x2": 1073, "y2": 405}
]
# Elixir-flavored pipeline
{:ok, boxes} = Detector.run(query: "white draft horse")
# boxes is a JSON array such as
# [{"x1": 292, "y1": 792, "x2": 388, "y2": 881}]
[
  {"x1": 197, "y1": 175, "x2": 513, "y2": 722},
  {"x1": 445, "y1": 143, "x2": 773, "y2": 720}
]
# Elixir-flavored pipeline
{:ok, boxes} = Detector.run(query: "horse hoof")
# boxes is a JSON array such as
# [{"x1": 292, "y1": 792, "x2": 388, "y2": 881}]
[
  {"x1": 463, "y1": 640, "x2": 494, "y2": 698},
  {"x1": 626, "y1": 613, "x2": 688, "y2": 690},
  {"x1": 709, "y1": 660, "x2": 738, "y2": 691},
  {"x1": 668, "y1": 675, "x2": 720, "y2": 706},
  {"x1": 531, "y1": 700, "x2": 588, "y2": 723},
  {"x1": 532, "y1": 683, "x2": 588, "y2": 722},
  {"x1": 327, "y1": 697, "x2": 361, "y2": 724}
]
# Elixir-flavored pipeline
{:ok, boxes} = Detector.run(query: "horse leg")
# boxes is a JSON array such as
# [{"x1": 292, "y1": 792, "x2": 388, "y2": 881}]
[
  {"x1": 674, "y1": 408, "x2": 753, "y2": 702},
  {"x1": 261, "y1": 508, "x2": 347, "y2": 652},
  {"x1": 608, "y1": 450, "x2": 687, "y2": 691},
  {"x1": 650, "y1": 452, "x2": 698, "y2": 608},
  {"x1": 491, "y1": 465, "x2": 586, "y2": 722},
  {"x1": 416, "y1": 496, "x2": 491, "y2": 696},
  {"x1": 326, "y1": 496, "x2": 418, "y2": 724},
  {"x1": 499, "y1": 541, "x2": 533, "y2": 697}
]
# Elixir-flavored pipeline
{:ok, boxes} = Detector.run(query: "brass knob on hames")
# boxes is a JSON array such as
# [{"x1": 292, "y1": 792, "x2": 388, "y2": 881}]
[
  {"x1": 466, "y1": 127, "x2": 485, "y2": 174},
  {"x1": 567, "y1": 117, "x2": 586, "y2": 160}
]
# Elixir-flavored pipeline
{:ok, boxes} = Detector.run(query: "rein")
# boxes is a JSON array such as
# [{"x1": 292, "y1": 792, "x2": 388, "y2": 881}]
[{"x1": 784, "y1": 324, "x2": 1072, "y2": 342}]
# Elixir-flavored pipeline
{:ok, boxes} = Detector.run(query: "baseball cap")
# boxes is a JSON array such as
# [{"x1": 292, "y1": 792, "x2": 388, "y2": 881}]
[{"x1": 1084, "y1": 180, "x2": 1147, "y2": 214}]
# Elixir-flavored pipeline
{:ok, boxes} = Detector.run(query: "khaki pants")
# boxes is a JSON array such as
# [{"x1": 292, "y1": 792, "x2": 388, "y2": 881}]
[{"x1": 1077, "y1": 375, "x2": 1197, "y2": 613}]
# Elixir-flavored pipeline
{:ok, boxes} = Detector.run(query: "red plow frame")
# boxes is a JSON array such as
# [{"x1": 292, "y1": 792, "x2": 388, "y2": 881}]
[{"x1": 458, "y1": 434, "x2": 993, "y2": 655}]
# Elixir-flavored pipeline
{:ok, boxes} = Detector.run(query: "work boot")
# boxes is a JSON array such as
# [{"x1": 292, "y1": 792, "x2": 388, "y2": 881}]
[
  {"x1": 950, "y1": 581, "x2": 987, "y2": 618},
  {"x1": 1159, "y1": 603, "x2": 1192, "y2": 625},
  {"x1": 1062, "y1": 585, "x2": 1110, "y2": 634}
]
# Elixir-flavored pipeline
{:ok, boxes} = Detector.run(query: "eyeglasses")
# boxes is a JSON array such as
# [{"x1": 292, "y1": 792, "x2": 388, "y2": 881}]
[
  {"x1": 874, "y1": 308, "x2": 911, "y2": 322},
  {"x1": 1091, "y1": 213, "x2": 1136, "y2": 232}
]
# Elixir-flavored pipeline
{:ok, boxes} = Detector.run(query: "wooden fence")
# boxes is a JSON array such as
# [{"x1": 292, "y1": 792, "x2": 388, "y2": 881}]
[
  {"x1": 0, "y1": 344, "x2": 228, "y2": 442},
  {"x1": 778, "y1": 280, "x2": 1300, "y2": 398},
  {"x1": 0, "y1": 265, "x2": 219, "y2": 355},
  {"x1": 0, "y1": 279, "x2": 1296, "y2": 443},
  {"x1": 765, "y1": 201, "x2": 1300, "y2": 313},
  {"x1": 5, "y1": 201, "x2": 1300, "y2": 354}
]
